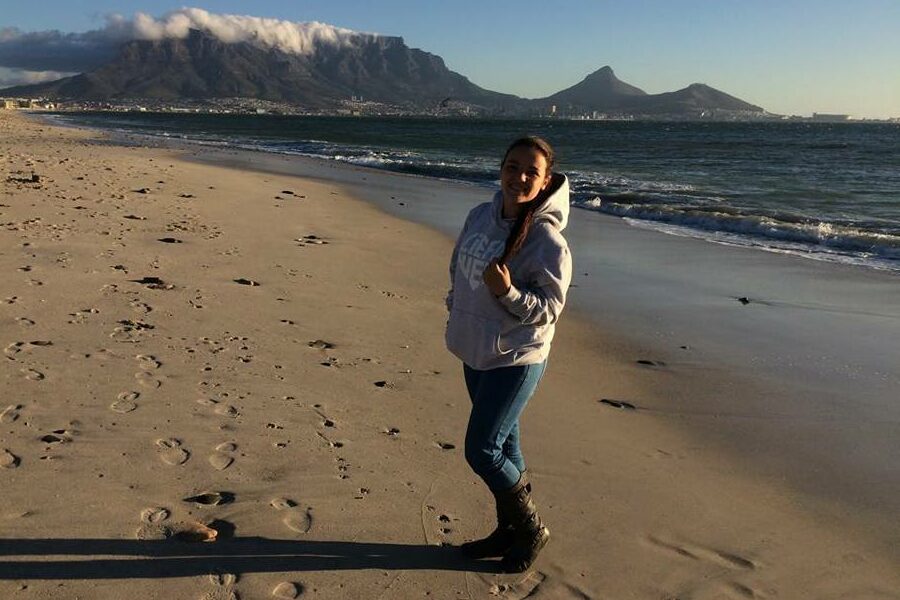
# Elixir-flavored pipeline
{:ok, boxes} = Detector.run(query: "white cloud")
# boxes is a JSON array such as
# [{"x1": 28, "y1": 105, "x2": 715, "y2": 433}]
[
  {"x1": 0, "y1": 8, "x2": 377, "y2": 73},
  {"x1": 0, "y1": 67, "x2": 75, "y2": 88},
  {"x1": 122, "y1": 8, "x2": 374, "y2": 54}
]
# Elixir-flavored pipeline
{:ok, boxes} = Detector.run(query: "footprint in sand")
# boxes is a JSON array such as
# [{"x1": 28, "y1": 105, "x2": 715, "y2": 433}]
[
  {"x1": 135, "y1": 507, "x2": 171, "y2": 540},
  {"x1": 68, "y1": 309, "x2": 100, "y2": 324},
  {"x1": 142, "y1": 507, "x2": 171, "y2": 523},
  {"x1": 135, "y1": 371, "x2": 161, "y2": 389},
  {"x1": 157, "y1": 438, "x2": 190, "y2": 466},
  {"x1": 283, "y1": 509, "x2": 313, "y2": 534},
  {"x1": 209, "y1": 443, "x2": 236, "y2": 471},
  {"x1": 282, "y1": 509, "x2": 312, "y2": 533},
  {"x1": 270, "y1": 497, "x2": 298, "y2": 511},
  {"x1": 130, "y1": 301, "x2": 152, "y2": 314},
  {"x1": 40, "y1": 429, "x2": 74, "y2": 445},
  {"x1": 3, "y1": 343, "x2": 23, "y2": 359},
  {"x1": 0, "y1": 404, "x2": 22, "y2": 424},
  {"x1": 271, "y1": 497, "x2": 313, "y2": 534},
  {"x1": 135, "y1": 354, "x2": 161, "y2": 370},
  {"x1": 208, "y1": 455, "x2": 234, "y2": 471},
  {"x1": 480, "y1": 571, "x2": 591, "y2": 600},
  {"x1": 272, "y1": 582, "x2": 302, "y2": 599},
  {"x1": 202, "y1": 573, "x2": 240, "y2": 600},
  {"x1": 0, "y1": 449, "x2": 20, "y2": 469},
  {"x1": 22, "y1": 368, "x2": 45, "y2": 381},
  {"x1": 110, "y1": 391, "x2": 140, "y2": 414},
  {"x1": 5, "y1": 340, "x2": 52, "y2": 360},
  {"x1": 214, "y1": 404, "x2": 239, "y2": 418}
]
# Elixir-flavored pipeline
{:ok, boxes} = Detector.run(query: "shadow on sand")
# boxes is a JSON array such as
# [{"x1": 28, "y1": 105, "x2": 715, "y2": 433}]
[{"x1": 0, "y1": 537, "x2": 499, "y2": 579}]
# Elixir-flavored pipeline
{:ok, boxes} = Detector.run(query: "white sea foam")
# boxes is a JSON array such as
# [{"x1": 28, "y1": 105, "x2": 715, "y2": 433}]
[{"x1": 621, "y1": 217, "x2": 900, "y2": 273}]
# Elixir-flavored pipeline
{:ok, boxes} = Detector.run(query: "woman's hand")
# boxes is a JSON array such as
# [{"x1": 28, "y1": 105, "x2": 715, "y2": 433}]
[{"x1": 483, "y1": 259, "x2": 512, "y2": 297}]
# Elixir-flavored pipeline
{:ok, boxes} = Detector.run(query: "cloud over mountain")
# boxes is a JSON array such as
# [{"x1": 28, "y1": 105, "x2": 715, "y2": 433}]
[
  {"x1": 0, "y1": 66, "x2": 77, "y2": 88},
  {"x1": 0, "y1": 8, "x2": 376, "y2": 73}
]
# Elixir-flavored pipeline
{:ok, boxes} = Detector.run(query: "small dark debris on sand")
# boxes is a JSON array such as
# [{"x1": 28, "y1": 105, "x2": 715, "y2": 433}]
[
  {"x1": 131, "y1": 276, "x2": 174, "y2": 290},
  {"x1": 296, "y1": 235, "x2": 328, "y2": 245},
  {"x1": 234, "y1": 278, "x2": 260, "y2": 286},
  {"x1": 7, "y1": 173, "x2": 41, "y2": 184},
  {"x1": 737, "y1": 297, "x2": 751, "y2": 305},
  {"x1": 636, "y1": 359, "x2": 666, "y2": 367},
  {"x1": 157, "y1": 237, "x2": 182, "y2": 244},
  {"x1": 118, "y1": 320, "x2": 155, "y2": 331},
  {"x1": 308, "y1": 339, "x2": 335, "y2": 350},
  {"x1": 182, "y1": 491, "x2": 235, "y2": 506},
  {"x1": 133, "y1": 188, "x2": 152, "y2": 194},
  {"x1": 599, "y1": 399, "x2": 637, "y2": 410}
]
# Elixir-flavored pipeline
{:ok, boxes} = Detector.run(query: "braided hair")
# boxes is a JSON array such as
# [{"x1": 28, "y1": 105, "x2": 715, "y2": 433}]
[{"x1": 498, "y1": 136, "x2": 555, "y2": 266}]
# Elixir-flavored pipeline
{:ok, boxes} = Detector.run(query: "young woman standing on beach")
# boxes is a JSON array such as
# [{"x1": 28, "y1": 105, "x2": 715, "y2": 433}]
[{"x1": 445, "y1": 136, "x2": 572, "y2": 572}]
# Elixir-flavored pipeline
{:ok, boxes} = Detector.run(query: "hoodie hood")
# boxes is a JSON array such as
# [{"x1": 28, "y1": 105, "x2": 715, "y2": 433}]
[{"x1": 493, "y1": 173, "x2": 570, "y2": 232}]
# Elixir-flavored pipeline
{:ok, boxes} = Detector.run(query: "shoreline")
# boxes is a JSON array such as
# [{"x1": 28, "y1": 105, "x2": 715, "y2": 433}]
[
  {"x1": 2, "y1": 110, "x2": 898, "y2": 598},
  {"x1": 41, "y1": 111, "x2": 900, "y2": 276}
]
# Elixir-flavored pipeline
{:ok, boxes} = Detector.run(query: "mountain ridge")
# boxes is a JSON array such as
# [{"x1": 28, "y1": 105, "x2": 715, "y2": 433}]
[{"x1": 1, "y1": 30, "x2": 764, "y2": 117}]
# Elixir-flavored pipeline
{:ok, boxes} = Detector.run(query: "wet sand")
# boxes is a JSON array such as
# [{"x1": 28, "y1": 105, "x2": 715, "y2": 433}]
[{"x1": 1, "y1": 110, "x2": 898, "y2": 599}]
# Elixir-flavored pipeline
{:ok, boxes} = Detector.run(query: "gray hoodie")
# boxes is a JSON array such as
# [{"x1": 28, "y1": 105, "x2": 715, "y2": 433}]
[{"x1": 445, "y1": 173, "x2": 572, "y2": 370}]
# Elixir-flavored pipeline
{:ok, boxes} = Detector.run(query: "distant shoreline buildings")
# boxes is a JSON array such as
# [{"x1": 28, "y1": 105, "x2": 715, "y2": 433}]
[{"x1": 2, "y1": 96, "x2": 898, "y2": 124}]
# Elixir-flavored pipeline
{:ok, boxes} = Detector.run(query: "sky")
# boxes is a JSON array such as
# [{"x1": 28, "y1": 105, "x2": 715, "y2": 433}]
[{"x1": 1, "y1": 0, "x2": 898, "y2": 118}]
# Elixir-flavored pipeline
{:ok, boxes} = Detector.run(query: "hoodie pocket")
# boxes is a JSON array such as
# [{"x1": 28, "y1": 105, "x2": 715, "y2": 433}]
[
  {"x1": 498, "y1": 324, "x2": 543, "y2": 356},
  {"x1": 445, "y1": 308, "x2": 501, "y2": 366}
]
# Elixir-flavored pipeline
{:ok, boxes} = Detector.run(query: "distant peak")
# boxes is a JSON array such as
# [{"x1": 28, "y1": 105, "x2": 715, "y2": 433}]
[{"x1": 588, "y1": 66, "x2": 615, "y2": 78}]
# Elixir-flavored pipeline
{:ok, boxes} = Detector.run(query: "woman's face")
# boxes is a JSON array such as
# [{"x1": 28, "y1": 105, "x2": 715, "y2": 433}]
[{"x1": 501, "y1": 146, "x2": 552, "y2": 207}]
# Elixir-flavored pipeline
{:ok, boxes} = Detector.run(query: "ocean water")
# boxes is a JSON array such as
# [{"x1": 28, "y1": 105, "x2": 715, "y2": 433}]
[{"x1": 50, "y1": 112, "x2": 900, "y2": 272}]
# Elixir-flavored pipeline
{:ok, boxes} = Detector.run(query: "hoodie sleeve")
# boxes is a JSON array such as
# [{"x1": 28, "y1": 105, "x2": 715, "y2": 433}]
[{"x1": 496, "y1": 235, "x2": 572, "y2": 325}]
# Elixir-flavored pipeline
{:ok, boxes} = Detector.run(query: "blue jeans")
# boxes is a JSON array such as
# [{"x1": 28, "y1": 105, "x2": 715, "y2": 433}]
[{"x1": 463, "y1": 360, "x2": 547, "y2": 491}]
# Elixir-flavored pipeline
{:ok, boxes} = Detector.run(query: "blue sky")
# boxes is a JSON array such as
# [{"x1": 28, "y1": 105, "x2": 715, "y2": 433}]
[{"x1": 3, "y1": 0, "x2": 899, "y2": 117}]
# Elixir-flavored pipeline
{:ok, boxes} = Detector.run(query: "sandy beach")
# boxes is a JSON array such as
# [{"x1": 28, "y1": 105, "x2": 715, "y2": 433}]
[{"x1": 1, "y1": 110, "x2": 899, "y2": 599}]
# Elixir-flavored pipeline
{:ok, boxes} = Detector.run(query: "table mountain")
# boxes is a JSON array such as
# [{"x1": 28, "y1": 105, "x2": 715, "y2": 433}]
[{"x1": 2, "y1": 29, "x2": 522, "y2": 110}]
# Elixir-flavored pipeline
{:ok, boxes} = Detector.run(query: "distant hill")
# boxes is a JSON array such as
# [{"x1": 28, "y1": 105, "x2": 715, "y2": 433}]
[
  {"x1": 1, "y1": 30, "x2": 764, "y2": 117},
  {"x1": 537, "y1": 67, "x2": 762, "y2": 116},
  {"x1": 631, "y1": 83, "x2": 764, "y2": 114},
  {"x1": 539, "y1": 66, "x2": 647, "y2": 110}
]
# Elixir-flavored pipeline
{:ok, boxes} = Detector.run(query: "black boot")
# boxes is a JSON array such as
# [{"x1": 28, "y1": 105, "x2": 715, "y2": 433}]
[
  {"x1": 460, "y1": 473, "x2": 530, "y2": 559},
  {"x1": 497, "y1": 474, "x2": 549, "y2": 573}
]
